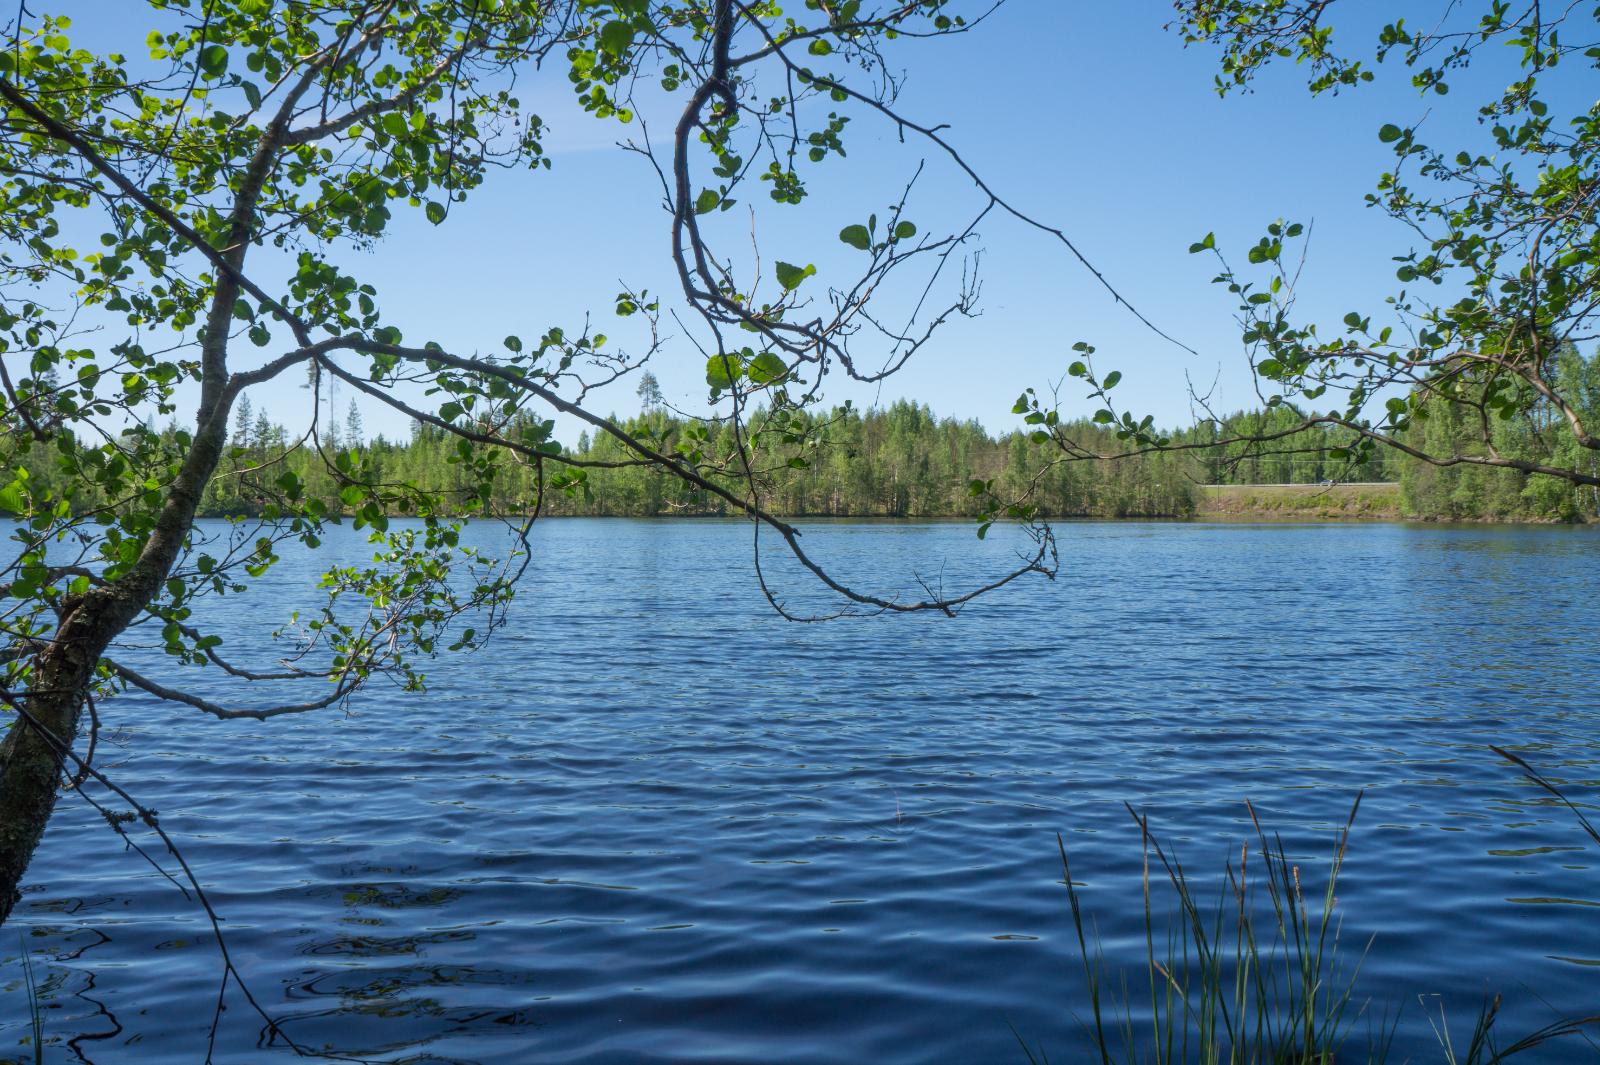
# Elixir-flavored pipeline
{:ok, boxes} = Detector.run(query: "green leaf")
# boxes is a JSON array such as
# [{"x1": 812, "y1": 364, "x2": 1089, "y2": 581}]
[
  {"x1": 838, "y1": 224, "x2": 871, "y2": 250},
  {"x1": 1101, "y1": 370, "x2": 1122, "y2": 390},
  {"x1": 893, "y1": 220, "x2": 917, "y2": 240},
  {"x1": 747, "y1": 351, "x2": 788, "y2": 384},
  {"x1": 599, "y1": 20, "x2": 634, "y2": 57},
  {"x1": 775, "y1": 261, "x2": 815, "y2": 291},
  {"x1": 199, "y1": 44, "x2": 229, "y2": 78},
  {"x1": 704, "y1": 354, "x2": 744, "y2": 389},
  {"x1": 0, "y1": 479, "x2": 23, "y2": 515},
  {"x1": 1378, "y1": 123, "x2": 1403, "y2": 143},
  {"x1": 425, "y1": 201, "x2": 446, "y2": 224},
  {"x1": 695, "y1": 189, "x2": 720, "y2": 214}
]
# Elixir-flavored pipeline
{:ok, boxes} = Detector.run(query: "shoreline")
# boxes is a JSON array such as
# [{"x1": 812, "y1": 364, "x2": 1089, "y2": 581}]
[
  {"x1": 186, "y1": 478, "x2": 1597, "y2": 527},
  {"x1": 184, "y1": 510, "x2": 1600, "y2": 528}
]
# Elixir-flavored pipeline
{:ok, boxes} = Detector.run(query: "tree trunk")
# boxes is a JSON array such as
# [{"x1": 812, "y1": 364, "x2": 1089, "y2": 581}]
[
  {"x1": 0, "y1": 594, "x2": 132, "y2": 923},
  {"x1": 0, "y1": 689, "x2": 81, "y2": 923}
]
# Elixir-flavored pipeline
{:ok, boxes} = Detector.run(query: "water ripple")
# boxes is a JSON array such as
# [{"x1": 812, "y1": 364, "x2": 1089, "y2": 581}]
[{"x1": 3, "y1": 519, "x2": 1598, "y2": 1063}]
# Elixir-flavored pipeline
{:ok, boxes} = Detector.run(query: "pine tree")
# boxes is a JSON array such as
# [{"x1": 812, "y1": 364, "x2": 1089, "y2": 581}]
[
  {"x1": 345, "y1": 399, "x2": 364, "y2": 448},
  {"x1": 232, "y1": 395, "x2": 253, "y2": 447},
  {"x1": 251, "y1": 408, "x2": 272, "y2": 452},
  {"x1": 637, "y1": 371, "x2": 664, "y2": 412}
]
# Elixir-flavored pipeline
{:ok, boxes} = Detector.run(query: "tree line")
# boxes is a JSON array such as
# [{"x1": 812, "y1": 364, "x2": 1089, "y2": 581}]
[{"x1": 22, "y1": 353, "x2": 1599, "y2": 524}]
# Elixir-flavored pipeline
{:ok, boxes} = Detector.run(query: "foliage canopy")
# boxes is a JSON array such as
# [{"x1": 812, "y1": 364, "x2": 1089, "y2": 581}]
[{"x1": 1061, "y1": 0, "x2": 1600, "y2": 490}]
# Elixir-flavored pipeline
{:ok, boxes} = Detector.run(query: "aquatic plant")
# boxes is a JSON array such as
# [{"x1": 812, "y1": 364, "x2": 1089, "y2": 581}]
[
  {"x1": 1030, "y1": 749, "x2": 1600, "y2": 1065},
  {"x1": 13, "y1": 936, "x2": 43, "y2": 1065},
  {"x1": 1029, "y1": 796, "x2": 1374, "y2": 1065}
]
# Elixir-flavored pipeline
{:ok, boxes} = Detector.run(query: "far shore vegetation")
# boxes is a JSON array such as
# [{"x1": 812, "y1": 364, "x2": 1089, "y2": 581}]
[{"x1": 22, "y1": 350, "x2": 1596, "y2": 526}]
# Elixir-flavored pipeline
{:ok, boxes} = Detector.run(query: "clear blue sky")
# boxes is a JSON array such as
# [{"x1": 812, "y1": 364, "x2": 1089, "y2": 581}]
[{"x1": 73, "y1": 1, "x2": 1511, "y2": 444}]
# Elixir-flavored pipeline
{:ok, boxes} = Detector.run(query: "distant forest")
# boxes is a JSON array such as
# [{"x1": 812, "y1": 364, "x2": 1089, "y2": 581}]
[{"x1": 15, "y1": 352, "x2": 1600, "y2": 524}]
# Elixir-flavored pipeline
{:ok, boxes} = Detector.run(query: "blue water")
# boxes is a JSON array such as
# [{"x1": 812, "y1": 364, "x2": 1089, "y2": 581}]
[{"x1": 3, "y1": 519, "x2": 1598, "y2": 1063}]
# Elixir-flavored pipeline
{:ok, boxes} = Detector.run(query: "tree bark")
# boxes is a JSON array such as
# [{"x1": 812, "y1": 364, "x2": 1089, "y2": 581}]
[{"x1": 0, "y1": 596, "x2": 134, "y2": 922}]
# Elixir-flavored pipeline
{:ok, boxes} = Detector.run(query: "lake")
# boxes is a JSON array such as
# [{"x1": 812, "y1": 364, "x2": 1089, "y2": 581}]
[{"x1": 4, "y1": 518, "x2": 1598, "y2": 1063}]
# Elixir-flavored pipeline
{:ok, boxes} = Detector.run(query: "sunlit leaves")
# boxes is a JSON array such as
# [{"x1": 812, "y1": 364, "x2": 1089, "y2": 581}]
[
  {"x1": 705, "y1": 353, "x2": 743, "y2": 389},
  {"x1": 747, "y1": 352, "x2": 788, "y2": 384},
  {"x1": 598, "y1": 20, "x2": 634, "y2": 57},
  {"x1": 0, "y1": 475, "x2": 28, "y2": 516},
  {"x1": 838, "y1": 223, "x2": 871, "y2": 250},
  {"x1": 774, "y1": 261, "x2": 815, "y2": 291},
  {"x1": 1164, "y1": 3, "x2": 1600, "y2": 497},
  {"x1": 198, "y1": 43, "x2": 228, "y2": 78}
]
